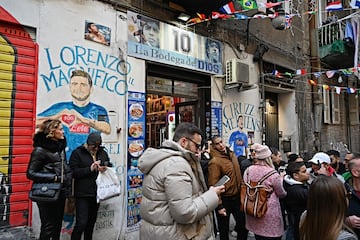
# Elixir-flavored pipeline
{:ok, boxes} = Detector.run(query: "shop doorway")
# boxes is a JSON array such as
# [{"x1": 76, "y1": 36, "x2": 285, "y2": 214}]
[
  {"x1": 146, "y1": 94, "x2": 199, "y2": 148},
  {"x1": 265, "y1": 92, "x2": 279, "y2": 149},
  {"x1": 146, "y1": 64, "x2": 212, "y2": 148}
]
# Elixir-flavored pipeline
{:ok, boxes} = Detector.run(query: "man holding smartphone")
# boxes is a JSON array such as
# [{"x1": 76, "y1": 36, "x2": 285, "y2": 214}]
[
  {"x1": 70, "y1": 133, "x2": 112, "y2": 240},
  {"x1": 208, "y1": 135, "x2": 248, "y2": 240},
  {"x1": 138, "y1": 123, "x2": 225, "y2": 240}
]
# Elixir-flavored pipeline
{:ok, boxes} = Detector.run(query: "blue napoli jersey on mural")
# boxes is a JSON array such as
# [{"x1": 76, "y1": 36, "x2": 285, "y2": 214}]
[
  {"x1": 38, "y1": 101, "x2": 109, "y2": 160},
  {"x1": 228, "y1": 130, "x2": 248, "y2": 157}
]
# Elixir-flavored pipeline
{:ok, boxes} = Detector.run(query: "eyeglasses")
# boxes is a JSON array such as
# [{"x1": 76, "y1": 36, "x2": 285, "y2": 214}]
[{"x1": 185, "y1": 137, "x2": 202, "y2": 150}]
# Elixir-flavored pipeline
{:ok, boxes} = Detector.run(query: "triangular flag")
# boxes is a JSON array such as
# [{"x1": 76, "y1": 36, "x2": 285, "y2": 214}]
[
  {"x1": 347, "y1": 87, "x2": 356, "y2": 94},
  {"x1": 325, "y1": 1, "x2": 343, "y2": 11},
  {"x1": 323, "y1": 84, "x2": 331, "y2": 90},
  {"x1": 308, "y1": 79, "x2": 317, "y2": 85},
  {"x1": 234, "y1": 13, "x2": 249, "y2": 19},
  {"x1": 296, "y1": 69, "x2": 307, "y2": 75},
  {"x1": 283, "y1": 72, "x2": 293, "y2": 77},
  {"x1": 211, "y1": 12, "x2": 232, "y2": 19},
  {"x1": 313, "y1": 72, "x2": 322, "y2": 78},
  {"x1": 272, "y1": 70, "x2": 283, "y2": 78},
  {"x1": 263, "y1": 2, "x2": 283, "y2": 8},
  {"x1": 335, "y1": 86, "x2": 342, "y2": 94},
  {"x1": 341, "y1": 69, "x2": 353, "y2": 76},
  {"x1": 197, "y1": 13, "x2": 207, "y2": 20},
  {"x1": 326, "y1": 70, "x2": 336, "y2": 78}
]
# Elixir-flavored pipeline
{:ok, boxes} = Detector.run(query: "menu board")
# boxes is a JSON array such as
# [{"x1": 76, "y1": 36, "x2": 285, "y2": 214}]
[
  {"x1": 126, "y1": 91, "x2": 146, "y2": 231},
  {"x1": 211, "y1": 101, "x2": 222, "y2": 137}
]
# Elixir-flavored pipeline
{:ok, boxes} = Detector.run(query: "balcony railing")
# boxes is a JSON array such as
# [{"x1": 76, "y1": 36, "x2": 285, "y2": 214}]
[
  {"x1": 317, "y1": 21, "x2": 354, "y2": 68},
  {"x1": 318, "y1": 22, "x2": 345, "y2": 57}
]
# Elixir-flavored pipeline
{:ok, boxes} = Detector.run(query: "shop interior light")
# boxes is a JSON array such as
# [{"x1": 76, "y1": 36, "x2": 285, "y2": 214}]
[{"x1": 177, "y1": 13, "x2": 191, "y2": 22}]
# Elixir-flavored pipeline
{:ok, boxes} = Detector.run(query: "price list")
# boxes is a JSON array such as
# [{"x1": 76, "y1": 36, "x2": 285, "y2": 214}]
[{"x1": 211, "y1": 101, "x2": 222, "y2": 137}]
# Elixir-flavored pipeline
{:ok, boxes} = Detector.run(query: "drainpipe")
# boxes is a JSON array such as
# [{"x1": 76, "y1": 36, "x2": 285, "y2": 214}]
[
  {"x1": 259, "y1": 59, "x2": 266, "y2": 145},
  {"x1": 309, "y1": 12, "x2": 322, "y2": 151},
  {"x1": 345, "y1": 94, "x2": 352, "y2": 149}
]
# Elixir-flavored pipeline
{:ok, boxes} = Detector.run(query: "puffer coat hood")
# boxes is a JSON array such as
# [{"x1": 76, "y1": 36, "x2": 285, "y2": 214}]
[{"x1": 138, "y1": 140, "x2": 218, "y2": 240}]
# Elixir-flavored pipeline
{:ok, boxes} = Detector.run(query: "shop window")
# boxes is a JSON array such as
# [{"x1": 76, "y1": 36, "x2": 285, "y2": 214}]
[{"x1": 323, "y1": 88, "x2": 340, "y2": 124}]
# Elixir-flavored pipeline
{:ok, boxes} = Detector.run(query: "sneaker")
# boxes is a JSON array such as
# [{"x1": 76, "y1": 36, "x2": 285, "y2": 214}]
[
  {"x1": 231, "y1": 230, "x2": 237, "y2": 237},
  {"x1": 248, "y1": 231, "x2": 255, "y2": 237}
]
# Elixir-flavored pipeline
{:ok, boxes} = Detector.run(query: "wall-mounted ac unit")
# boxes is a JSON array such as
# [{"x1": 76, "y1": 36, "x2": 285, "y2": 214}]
[{"x1": 225, "y1": 59, "x2": 250, "y2": 85}]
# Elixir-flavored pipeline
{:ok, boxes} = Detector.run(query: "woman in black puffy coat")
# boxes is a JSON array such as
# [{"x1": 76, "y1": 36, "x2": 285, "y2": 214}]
[{"x1": 27, "y1": 119, "x2": 72, "y2": 240}]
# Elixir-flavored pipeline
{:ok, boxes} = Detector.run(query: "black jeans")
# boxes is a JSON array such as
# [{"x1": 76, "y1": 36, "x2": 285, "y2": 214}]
[
  {"x1": 71, "y1": 197, "x2": 99, "y2": 240},
  {"x1": 216, "y1": 195, "x2": 248, "y2": 240},
  {"x1": 37, "y1": 197, "x2": 66, "y2": 240}
]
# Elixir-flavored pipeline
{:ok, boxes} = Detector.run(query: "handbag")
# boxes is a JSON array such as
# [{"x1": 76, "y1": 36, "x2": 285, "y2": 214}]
[
  {"x1": 29, "y1": 153, "x2": 64, "y2": 202},
  {"x1": 96, "y1": 168, "x2": 121, "y2": 203},
  {"x1": 29, "y1": 182, "x2": 61, "y2": 202}
]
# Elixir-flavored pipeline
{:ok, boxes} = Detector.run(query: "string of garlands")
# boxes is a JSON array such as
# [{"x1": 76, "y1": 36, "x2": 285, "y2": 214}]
[
  {"x1": 307, "y1": 79, "x2": 359, "y2": 95},
  {"x1": 266, "y1": 65, "x2": 360, "y2": 79},
  {"x1": 186, "y1": 0, "x2": 360, "y2": 26},
  {"x1": 262, "y1": 64, "x2": 360, "y2": 95}
]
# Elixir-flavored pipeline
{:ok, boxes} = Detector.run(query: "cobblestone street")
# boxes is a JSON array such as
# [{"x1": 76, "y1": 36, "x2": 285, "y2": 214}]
[{"x1": 215, "y1": 215, "x2": 286, "y2": 240}]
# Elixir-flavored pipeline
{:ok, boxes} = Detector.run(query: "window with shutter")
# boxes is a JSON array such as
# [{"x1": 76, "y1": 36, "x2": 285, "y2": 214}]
[
  {"x1": 349, "y1": 94, "x2": 359, "y2": 124},
  {"x1": 332, "y1": 90, "x2": 341, "y2": 124},
  {"x1": 323, "y1": 88, "x2": 331, "y2": 123}
]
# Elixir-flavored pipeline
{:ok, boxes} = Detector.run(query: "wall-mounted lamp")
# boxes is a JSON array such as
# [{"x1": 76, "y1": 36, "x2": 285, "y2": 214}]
[
  {"x1": 177, "y1": 13, "x2": 191, "y2": 22},
  {"x1": 271, "y1": 9, "x2": 287, "y2": 30},
  {"x1": 253, "y1": 44, "x2": 269, "y2": 62}
]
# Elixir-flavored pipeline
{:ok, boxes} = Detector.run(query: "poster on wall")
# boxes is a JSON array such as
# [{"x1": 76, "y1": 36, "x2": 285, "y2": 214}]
[
  {"x1": 211, "y1": 101, "x2": 222, "y2": 137},
  {"x1": 84, "y1": 20, "x2": 111, "y2": 46},
  {"x1": 127, "y1": 11, "x2": 223, "y2": 75},
  {"x1": 222, "y1": 98, "x2": 261, "y2": 159},
  {"x1": 127, "y1": 91, "x2": 146, "y2": 232}
]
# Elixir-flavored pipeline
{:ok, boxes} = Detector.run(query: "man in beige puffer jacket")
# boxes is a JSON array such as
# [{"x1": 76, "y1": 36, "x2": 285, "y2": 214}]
[{"x1": 138, "y1": 123, "x2": 225, "y2": 240}]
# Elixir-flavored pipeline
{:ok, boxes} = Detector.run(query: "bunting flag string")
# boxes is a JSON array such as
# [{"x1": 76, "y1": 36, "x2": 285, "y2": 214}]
[
  {"x1": 263, "y1": 64, "x2": 360, "y2": 80},
  {"x1": 307, "y1": 78, "x2": 359, "y2": 95},
  {"x1": 187, "y1": 0, "x2": 360, "y2": 26},
  {"x1": 260, "y1": 65, "x2": 360, "y2": 95}
]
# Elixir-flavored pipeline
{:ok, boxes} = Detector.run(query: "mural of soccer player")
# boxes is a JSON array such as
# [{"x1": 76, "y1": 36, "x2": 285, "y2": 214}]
[
  {"x1": 36, "y1": 70, "x2": 111, "y2": 159},
  {"x1": 131, "y1": 14, "x2": 160, "y2": 48},
  {"x1": 228, "y1": 115, "x2": 248, "y2": 157},
  {"x1": 205, "y1": 38, "x2": 221, "y2": 64}
]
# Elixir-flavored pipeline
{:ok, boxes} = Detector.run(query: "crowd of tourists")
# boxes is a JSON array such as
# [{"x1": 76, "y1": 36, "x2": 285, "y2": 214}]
[{"x1": 139, "y1": 122, "x2": 360, "y2": 240}]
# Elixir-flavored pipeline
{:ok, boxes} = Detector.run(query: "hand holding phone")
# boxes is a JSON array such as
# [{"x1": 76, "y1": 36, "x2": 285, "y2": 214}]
[{"x1": 214, "y1": 175, "x2": 230, "y2": 186}]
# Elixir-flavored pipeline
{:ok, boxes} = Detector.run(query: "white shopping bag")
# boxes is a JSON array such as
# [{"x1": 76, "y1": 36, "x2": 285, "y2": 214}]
[{"x1": 96, "y1": 168, "x2": 121, "y2": 203}]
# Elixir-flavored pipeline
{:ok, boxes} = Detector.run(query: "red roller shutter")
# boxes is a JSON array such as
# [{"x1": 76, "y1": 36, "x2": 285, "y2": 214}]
[{"x1": 0, "y1": 7, "x2": 38, "y2": 227}]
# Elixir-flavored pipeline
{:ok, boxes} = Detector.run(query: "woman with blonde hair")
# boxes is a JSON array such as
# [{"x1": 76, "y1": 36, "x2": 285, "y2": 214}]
[
  {"x1": 27, "y1": 119, "x2": 72, "y2": 240},
  {"x1": 299, "y1": 175, "x2": 357, "y2": 240}
]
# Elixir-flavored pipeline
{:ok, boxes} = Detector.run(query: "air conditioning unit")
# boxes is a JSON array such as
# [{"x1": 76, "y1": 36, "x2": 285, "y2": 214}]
[{"x1": 225, "y1": 59, "x2": 250, "y2": 85}]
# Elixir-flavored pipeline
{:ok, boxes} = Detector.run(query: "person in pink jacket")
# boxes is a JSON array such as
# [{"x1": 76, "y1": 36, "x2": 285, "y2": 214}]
[{"x1": 243, "y1": 144, "x2": 287, "y2": 240}]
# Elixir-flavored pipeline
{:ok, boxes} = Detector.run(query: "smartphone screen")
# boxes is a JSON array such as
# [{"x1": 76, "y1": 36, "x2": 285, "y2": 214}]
[{"x1": 214, "y1": 175, "x2": 230, "y2": 186}]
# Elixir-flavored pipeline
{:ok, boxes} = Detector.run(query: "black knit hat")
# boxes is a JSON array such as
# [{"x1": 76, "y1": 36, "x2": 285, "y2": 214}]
[{"x1": 87, "y1": 132, "x2": 102, "y2": 146}]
